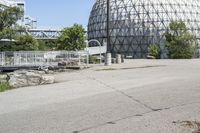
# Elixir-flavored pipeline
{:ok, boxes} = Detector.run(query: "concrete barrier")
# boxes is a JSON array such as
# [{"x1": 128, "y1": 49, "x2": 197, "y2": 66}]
[
  {"x1": 105, "y1": 53, "x2": 112, "y2": 66},
  {"x1": 116, "y1": 54, "x2": 122, "y2": 64}
]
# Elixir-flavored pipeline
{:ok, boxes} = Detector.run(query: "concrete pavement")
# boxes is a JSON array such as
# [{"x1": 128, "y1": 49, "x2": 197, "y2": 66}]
[{"x1": 0, "y1": 59, "x2": 200, "y2": 133}]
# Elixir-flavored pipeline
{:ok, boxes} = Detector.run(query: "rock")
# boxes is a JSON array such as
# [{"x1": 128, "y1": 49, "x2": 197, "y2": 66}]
[
  {"x1": 70, "y1": 61, "x2": 79, "y2": 66},
  {"x1": 0, "y1": 75, "x2": 8, "y2": 83},
  {"x1": 8, "y1": 72, "x2": 28, "y2": 88},
  {"x1": 48, "y1": 66, "x2": 54, "y2": 70},
  {"x1": 0, "y1": 80, "x2": 7, "y2": 83},
  {"x1": 41, "y1": 75, "x2": 55, "y2": 84},
  {"x1": 0, "y1": 74, "x2": 7, "y2": 79},
  {"x1": 45, "y1": 70, "x2": 54, "y2": 74},
  {"x1": 147, "y1": 55, "x2": 156, "y2": 59},
  {"x1": 33, "y1": 70, "x2": 46, "y2": 75},
  {"x1": 26, "y1": 71, "x2": 41, "y2": 86},
  {"x1": 58, "y1": 61, "x2": 67, "y2": 66},
  {"x1": 8, "y1": 70, "x2": 55, "y2": 88}
]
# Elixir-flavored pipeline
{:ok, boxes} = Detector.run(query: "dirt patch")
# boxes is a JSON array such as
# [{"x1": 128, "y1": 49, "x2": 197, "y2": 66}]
[
  {"x1": 173, "y1": 121, "x2": 200, "y2": 133},
  {"x1": 95, "y1": 65, "x2": 166, "y2": 71}
]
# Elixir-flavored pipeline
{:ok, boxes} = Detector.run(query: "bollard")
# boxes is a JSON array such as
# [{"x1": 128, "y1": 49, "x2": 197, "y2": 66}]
[
  {"x1": 112, "y1": 58, "x2": 116, "y2": 64},
  {"x1": 105, "y1": 53, "x2": 112, "y2": 66},
  {"x1": 121, "y1": 54, "x2": 125, "y2": 63},
  {"x1": 116, "y1": 54, "x2": 121, "y2": 64}
]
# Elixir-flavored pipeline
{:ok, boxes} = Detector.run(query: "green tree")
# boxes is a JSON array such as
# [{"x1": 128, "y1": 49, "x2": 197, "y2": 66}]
[
  {"x1": 0, "y1": 41, "x2": 13, "y2": 51},
  {"x1": 42, "y1": 40, "x2": 58, "y2": 50},
  {"x1": 0, "y1": 28, "x2": 16, "y2": 40},
  {"x1": 0, "y1": 6, "x2": 24, "y2": 51},
  {"x1": 57, "y1": 24, "x2": 86, "y2": 51},
  {"x1": 0, "y1": 6, "x2": 23, "y2": 30},
  {"x1": 0, "y1": 6, "x2": 41, "y2": 51},
  {"x1": 165, "y1": 21, "x2": 197, "y2": 59},
  {"x1": 12, "y1": 35, "x2": 39, "y2": 51},
  {"x1": 37, "y1": 40, "x2": 48, "y2": 51},
  {"x1": 0, "y1": 6, "x2": 23, "y2": 40},
  {"x1": 148, "y1": 44, "x2": 160, "y2": 59}
]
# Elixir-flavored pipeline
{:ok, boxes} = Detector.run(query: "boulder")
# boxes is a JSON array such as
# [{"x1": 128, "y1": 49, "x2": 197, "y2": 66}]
[
  {"x1": 0, "y1": 75, "x2": 8, "y2": 83},
  {"x1": 8, "y1": 70, "x2": 55, "y2": 88},
  {"x1": 147, "y1": 55, "x2": 156, "y2": 59},
  {"x1": 0, "y1": 75, "x2": 7, "y2": 80},
  {"x1": 33, "y1": 70, "x2": 46, "y2": 75},
  {"x1": 26, "y1": 71, "x2": 41, "y2": 86},
  {"x1": 8, "y1": 72, "x2": 28, "y2": 88},
  {"x1": 41, "y1": 75, "x2": 55, "y2": 84},
  {"x1": 0, "y1": 80, "x2": 7, "y2": 83},
  {"x1": 58, "y1": 61, "x2": 67, "y2": 66}
]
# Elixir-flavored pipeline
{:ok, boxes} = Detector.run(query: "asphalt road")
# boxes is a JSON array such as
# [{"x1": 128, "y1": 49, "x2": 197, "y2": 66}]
[{"x1": 0, "y1": 59, "x2": 200, "y2": 133}]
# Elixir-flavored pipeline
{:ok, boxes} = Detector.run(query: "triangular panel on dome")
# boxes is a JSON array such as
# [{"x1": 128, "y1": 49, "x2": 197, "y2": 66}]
[{"x1": 88, "y1": 0, "x2": 200, "y2": 58}]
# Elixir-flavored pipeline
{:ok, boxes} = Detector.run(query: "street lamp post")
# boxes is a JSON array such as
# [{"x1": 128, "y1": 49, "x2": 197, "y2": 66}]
[
  {"x1": 107, "y1": 0, "x2": 110, "y2": 53},
  {"x1": 105, "y1": 0, "x2": 112, "y2": 66}
]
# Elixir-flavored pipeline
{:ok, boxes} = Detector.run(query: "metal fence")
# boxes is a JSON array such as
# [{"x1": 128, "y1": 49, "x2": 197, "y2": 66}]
[
  {"x1": 0, "y1": 52, "x2": 5, "y2": 66},
  {"x1": 0, "y1": 51, "x2": 89, "y2": 68}
]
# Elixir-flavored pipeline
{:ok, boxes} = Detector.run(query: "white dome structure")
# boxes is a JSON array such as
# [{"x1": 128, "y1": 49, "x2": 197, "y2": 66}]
[{"x1": 88, "y1": 0, "x2": 200, "y2": 58}]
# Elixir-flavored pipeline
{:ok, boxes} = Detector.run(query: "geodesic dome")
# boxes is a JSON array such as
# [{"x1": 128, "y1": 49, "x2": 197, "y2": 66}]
[{"x1": 88, "y1": 0, "x2": 200, "y2": 58}]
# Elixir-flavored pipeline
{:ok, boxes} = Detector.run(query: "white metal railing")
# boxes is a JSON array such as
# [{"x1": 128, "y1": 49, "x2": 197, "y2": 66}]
[
  {"x1": 0, "y1": 52, "x2": 5, "y2": 66},
  {"x1": 0, "y1": 51, "x2": 89, "y2": 68}
]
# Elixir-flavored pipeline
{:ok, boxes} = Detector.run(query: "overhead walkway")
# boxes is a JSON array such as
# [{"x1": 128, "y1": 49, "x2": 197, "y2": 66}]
[{"x1": 18, "y1": 29, "x2": 62, "y2": 40}]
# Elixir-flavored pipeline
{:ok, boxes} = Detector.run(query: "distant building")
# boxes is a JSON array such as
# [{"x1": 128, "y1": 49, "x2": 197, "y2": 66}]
[{"x1": 0, "y1": 0, "x2": 37, "y2": 29}]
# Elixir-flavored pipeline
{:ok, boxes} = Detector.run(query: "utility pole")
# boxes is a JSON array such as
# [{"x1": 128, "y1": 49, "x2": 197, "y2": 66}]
[
  {"x1": 105, "y1": 0, "x2": 112, "y2": 65},
  {"x1": 107, "y1": 0, "x2": 110, "y2": 53}
]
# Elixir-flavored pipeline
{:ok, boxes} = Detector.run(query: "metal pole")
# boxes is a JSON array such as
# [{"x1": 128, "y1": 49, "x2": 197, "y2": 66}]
[
  {"x1": 107, "y1": 0, "x2": 110, "y2": 53},
  {"x1": 104, "y1": 0, "x2": 112, "y2": 66}
]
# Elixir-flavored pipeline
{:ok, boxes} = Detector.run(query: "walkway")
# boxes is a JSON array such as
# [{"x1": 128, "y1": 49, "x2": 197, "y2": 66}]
[{"x1": 0, "y1": 59, "x2": 200, "y2": 133}]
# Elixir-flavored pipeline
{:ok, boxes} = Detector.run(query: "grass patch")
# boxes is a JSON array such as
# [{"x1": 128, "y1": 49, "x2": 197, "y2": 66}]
[{"x1": 0, "y1": 83, "x2": 12, "y2": 92}]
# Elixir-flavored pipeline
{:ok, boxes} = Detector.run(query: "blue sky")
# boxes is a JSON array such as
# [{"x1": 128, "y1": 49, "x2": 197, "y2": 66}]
[{"x1": 26, "y1": 0, "x2": 96, "y2": 29}]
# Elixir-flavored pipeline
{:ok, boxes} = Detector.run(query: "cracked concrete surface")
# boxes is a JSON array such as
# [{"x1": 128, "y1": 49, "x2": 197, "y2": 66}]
[{"x1": 0, "y1": 59, "x2": 200, "y2": 133}]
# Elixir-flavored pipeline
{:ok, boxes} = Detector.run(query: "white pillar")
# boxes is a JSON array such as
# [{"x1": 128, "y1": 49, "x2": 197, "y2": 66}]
[
  {"x1": 116, "y1": 54, "x2": 121, "y2": 64},
  {"x1": 105, "y1": 53, "x2": 111, "y2": 66}
]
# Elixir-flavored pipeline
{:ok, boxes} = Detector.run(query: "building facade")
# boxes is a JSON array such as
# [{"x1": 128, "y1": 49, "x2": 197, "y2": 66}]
[
  {"x1": 88, "y1": 0, "x2": 200, "y2": 58},
  {"x1": 0, "y1": 0, "x2": 37, "y2": 29}
]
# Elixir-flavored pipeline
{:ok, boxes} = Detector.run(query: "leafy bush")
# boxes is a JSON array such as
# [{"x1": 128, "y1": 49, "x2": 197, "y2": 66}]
[
  {"x1": 37, "y1": 40, "x2": 58, "y2": 51},
  {"x1": 89, "y1": 56, "x2": 100, "y2": 64},
  {"x1": 165, "y1": 21, "x2": 197, "y2": 59},
  {"x1": 148, "y1": 44, "x2": 160, "y2": 59},
  {"x1": 0, "y1": 83, "x2": 12, "y2": 92},
  {"x1": 37, "y1": 40, "x2": 48, "y2": 51}
]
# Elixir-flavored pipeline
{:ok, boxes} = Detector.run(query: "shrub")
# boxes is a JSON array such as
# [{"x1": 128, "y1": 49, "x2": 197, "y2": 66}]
[
  {"x1": 148, "y1": 44, "x2": 160, "y2": 59},
  {"x1": 0, "y1": 83, "x2": 12, "y2": 92},
  {"x1": 89, "y1": 56, "x2": 100, "y2": 64},
  {"x1": 165, "y1": 21, "x2": 197, "y2": 59}
]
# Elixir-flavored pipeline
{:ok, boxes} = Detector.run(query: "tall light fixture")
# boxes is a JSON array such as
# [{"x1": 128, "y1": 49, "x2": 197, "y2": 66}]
[
  {"x1": 106, "y1": 0, "x2": 110, "y2": 53},
  {"x1": 104, "y1": 0, "x2": 112, "y2": 66}
]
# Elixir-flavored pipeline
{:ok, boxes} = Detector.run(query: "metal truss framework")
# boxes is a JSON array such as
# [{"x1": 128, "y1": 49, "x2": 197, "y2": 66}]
[
  {"x1": 88, "y1": 0, "x2": 200, "y2": 58},
  {"x1": 18, "y1": 29, "x2": 62, "y2": 40}
]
